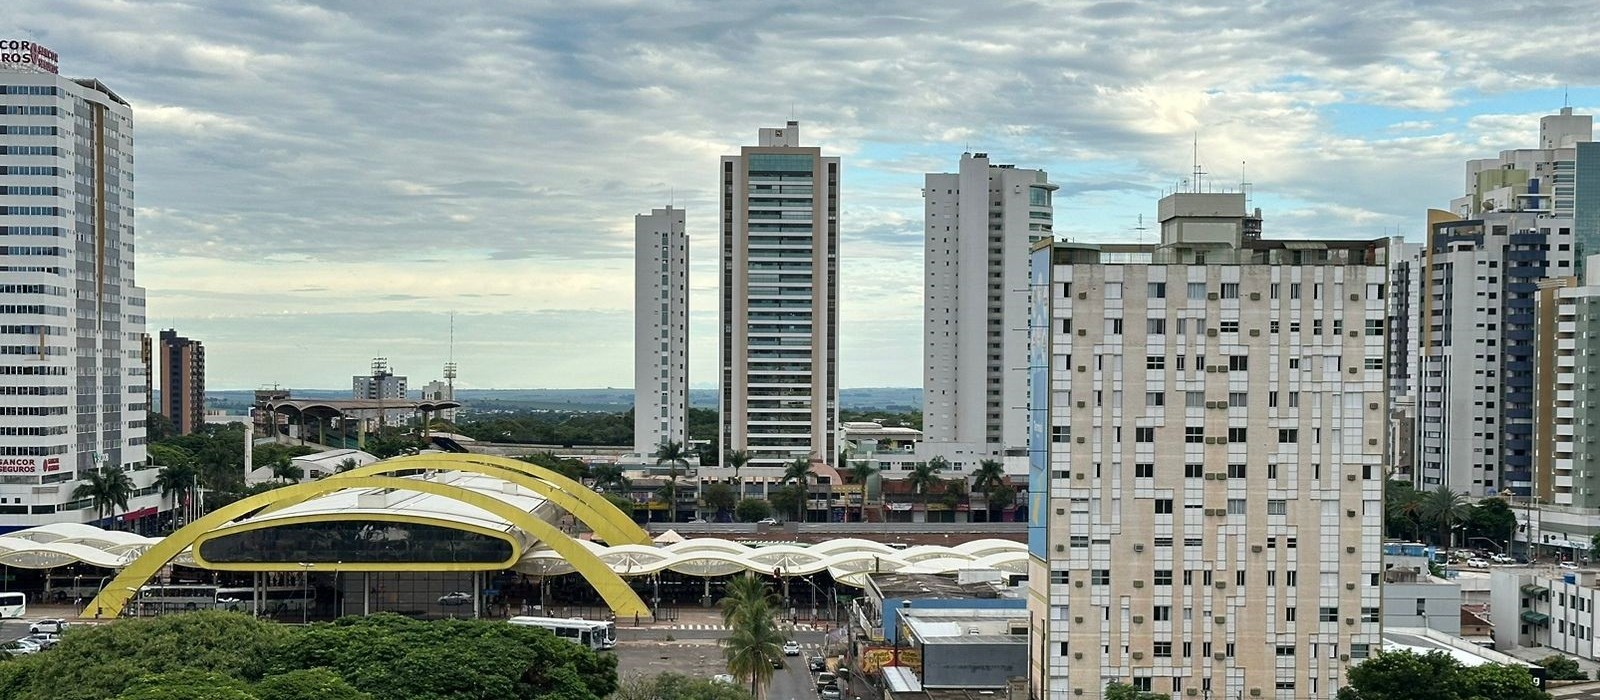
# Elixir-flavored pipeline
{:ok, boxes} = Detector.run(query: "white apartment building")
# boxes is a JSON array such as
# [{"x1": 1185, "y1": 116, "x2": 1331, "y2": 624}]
[
  {"x1": 0, "y1": 54, "x2": 158, "y2": 531},
  {"x1": 720, "y1": 121, "x2": 839, "y2": 469},
  {"x1": 1490, "y1": 567, "x2": 1600, "y2": 659},
  {"x1": 1385, "y1": 239, "x2": 1421, "y2": 481},
  {"x1": 633, "y1": 205, "x2": 688, "y2": 456},
  {"x1": 922, "y1": 153, "x2": 1055, "y2": 476},
  {"x1": 1026, "y1": 192, "x2": 1386, "y2": 700}
]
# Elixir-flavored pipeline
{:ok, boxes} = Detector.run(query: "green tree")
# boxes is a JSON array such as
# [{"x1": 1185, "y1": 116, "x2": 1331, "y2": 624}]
[
  {"x1": 603, "y1": 493, "x2": 636, "y2": 521},
  {"x1": 145, "y1": 411, "x2": 176, "y2": 443},
  {"x1": 270, "y1": 458, "x2": 304, "y2": 484},
  {"x1": 703, "y1": 482, "x2": 737, "y2": 520},
  {"x1": 72, "y1": 465, "x2": 135, "y2": 527},
  {"x1": 253, "y1": 668, "x2": 372, "y2": 700},
  {"x1": 719, "y1": 574, "x2": 783, "y2": 699},
  {"x1": 590, "y1": 464, "x2": 628, "y2": 493},
  {"x1": 1538, "y1": 654, "x2": 1586, "y2": 681},
  {"x1": 1464, "y1": 497, "x2": 1518, "y2": 550},
  {"x1": 519, "y1": 452, "x2": 588, "y2": 482},
  {"x1": 334, "y1": 458, "x2": 361, "y2": 474},
  {"x1": 610, "y1": 671, "x2": 754, "y2": 700},
  {"x1": 847, "y1": 460, "x2": 878, "y2": 522},
  {"x1": 781, "y1": 458, "x2": 815, "y2": 523},
  {"x1": 114, "y1": 669, "x2": 259, "y2": 700},
  {"x1": 1421, "y1": 486, "x2": 1473, "y2": 548},
  {"x1": 725, "y1": 449, "x2": 750, "y2": 498},
  {"x1": 1104, "y1": 682, "x2": 1166, "y2": 700},
  {"x1": 972, "y1": 459, "x2": 1006, "y2": 522},
  {"x1": 1336, "y1": 649, "x2": 1548, "y2": 700},
  {"x1": 152, "y1": 461, "x2": 199, "y2": 519},
  {"x1": 653, "y1": 441, "x2": 691, "y2": 523},
  {"x1": 1385, "y1": 480, "x2": 1426, "y2": 541},
  {"x1": 767, "y1": 484, "x2": 805, "y2": 522},
  {"x1": 735, "y1": 498, "x2": 772, "y2": 523},
  {"x1": 909, "y1": 457, "x2": 947, "y2": 516}
]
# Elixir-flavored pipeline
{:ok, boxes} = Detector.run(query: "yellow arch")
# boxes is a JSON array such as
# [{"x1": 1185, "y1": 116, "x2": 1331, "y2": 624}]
[
  {"x1": 83, "y1": 476, "x2": 650, "y2": 620},
  {"x1": 191, "y1": 513, "x2": 523, "y2": 571},
  {"x1": 385, "y1": 453, "x2": 650, "y2": 545},
  {"x1": 261, "y1": 459, "x2": 650, "y2": 546}
]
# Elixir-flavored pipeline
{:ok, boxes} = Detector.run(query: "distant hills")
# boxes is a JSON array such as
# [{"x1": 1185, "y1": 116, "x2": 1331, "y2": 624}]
[{"x1": 203, "y1": 387, "x2": 921, "y2": 413}]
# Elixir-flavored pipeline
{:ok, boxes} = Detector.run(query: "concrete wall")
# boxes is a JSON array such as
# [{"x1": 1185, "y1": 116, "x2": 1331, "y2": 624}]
[{"x1": 923, "y1": 642, "x2": 1027, "y2": 688}]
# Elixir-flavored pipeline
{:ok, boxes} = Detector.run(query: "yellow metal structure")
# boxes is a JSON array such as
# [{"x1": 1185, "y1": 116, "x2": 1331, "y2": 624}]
[
  {"x1": 190, "y1": 513, "x2": 523, "y2": 571},
  {"x1": 82, "y1": 476, "x2": 651, "y2": 620},
  {"x1": 260, "y1": 458, "x2": 650, "y2": 546}
]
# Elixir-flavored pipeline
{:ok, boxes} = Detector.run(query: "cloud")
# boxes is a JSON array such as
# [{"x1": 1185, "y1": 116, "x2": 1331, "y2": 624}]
[{"x1": 4, "y1": 0, "x2": 1598, "y2": 389}]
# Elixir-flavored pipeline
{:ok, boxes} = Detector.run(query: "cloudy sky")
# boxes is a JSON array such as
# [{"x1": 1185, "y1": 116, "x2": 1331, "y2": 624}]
[{"x1": 7, "y1": 1, "x2": 1598, "y2": 390}]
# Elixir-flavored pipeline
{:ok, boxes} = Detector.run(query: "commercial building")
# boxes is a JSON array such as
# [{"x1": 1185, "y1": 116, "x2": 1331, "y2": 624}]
[
  {"x1": 0, "y1": 48, "x2": 158, "y2": 532},
  {"x1": 419, "y1": 361, "x2": 458, "y2": 423},
  {"x1": 352, "y1": 357, "x2": 406, "y2": 400},
  {"x1": 633, "y1": 205, "x2": 689, "y2": 456},
  {"x1": 158, "y1": 329, "x2": 205, "y2": 435},
  {"x1": 900, "y1": 609, "x2": 1029, "y2": 689},
  {"x1": 1026, "y1": 192, "x2": 1387, "y2": 699},
  {"x1": 1416, "y1": 107, "x2": 1589, "y2": 497},
  {"x1": 1489, "y1": 566, "x2": 1600, "y2": 662},
  {"x1": 922, "y1": 153, "x2": 1056, "y2": 476},
  {"x1": 719, "y1": 121, "x2": 840, "y2": 470}
]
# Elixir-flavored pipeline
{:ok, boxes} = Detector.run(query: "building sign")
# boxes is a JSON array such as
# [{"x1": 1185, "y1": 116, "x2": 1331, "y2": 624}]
[
  {"x1": 0, "y1": 40, "x2": 59, "y2": 75},
  {"x1": 0, "y1": 456, "x2": 60, "y2": 474}
]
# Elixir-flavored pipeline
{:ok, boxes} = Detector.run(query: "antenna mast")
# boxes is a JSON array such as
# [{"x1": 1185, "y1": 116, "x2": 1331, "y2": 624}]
[{"x1": 1190, "y1": 133, "x2": 1207, "y2": 193}]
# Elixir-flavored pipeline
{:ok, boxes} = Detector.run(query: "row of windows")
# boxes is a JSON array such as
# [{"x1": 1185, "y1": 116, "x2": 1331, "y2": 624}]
[
  {"x1": 0, "y1": 226, "x2": 64, "y2": 236},
  {"x1": 0, "y1": 285, "x2": 64, "y2": 296},
  {"x1": 0, "y1": 386, "x2": 67, "y2": 395},
  {"x1": 0, "y1": 186, "x2": 62, "y2": 196},
  {"x1": 0, "y1": 345, "x2": 64, "y2": 356},
  {"x1": 0, "y1": 266, "x2": 65, "y2": 275},
  {"x1": 0, "y1": 209, "x2": 63, "y2": 218},
  {"x1": 0, "y1": 405, "x2": 67, "y2": 415},
  {"x1": 0, "y1": 86, "x2": 59, "y2": 95},
  {"x1": 0, "y1": 445, "x2": 66, "y2": 455},
  {"x1": 0, "y1": 425, "x2": 68, "y2": 436},
  {"x1": 0, "y1": 105, "x2": 58, "y2": 115},
  {"x1": 0, "y1": 166, "x2": 61, "y2": 176},
  {"x1": 0, "y1": 365, "x2": 65, "y2": 375},
  {"x1": 1070, "y1": 316, "x2": 1383, "y2": 337},
  {"x1": 0, "y1": 245, "x2": 66, "y2": 255},
  {"x1": 0, "y1": 146, "x2": 59, "y2": 156},
  {"x1": 0, "y1": 305, "x2": 66, "y2": 315},
  {"x1": 1074, "y1": 280, "x2": 1385, "y2": 302},
  {"x1": 0, "y1": 126, "x2": 58, "y2": 136}
]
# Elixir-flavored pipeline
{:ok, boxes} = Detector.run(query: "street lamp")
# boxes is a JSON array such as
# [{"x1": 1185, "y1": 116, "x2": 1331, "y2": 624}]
[{"x1": 297, "y1": 563, "x2": 314, "y2": 624}]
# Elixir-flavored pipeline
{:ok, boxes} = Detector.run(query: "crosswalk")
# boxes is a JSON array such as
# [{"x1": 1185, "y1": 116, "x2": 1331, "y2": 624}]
[
  {"x1": 666, "y1": 622, "x2": 821, "y2": 631},
  {"x1": 657, "y1": 641, "x2": 827, "y2": 650}
]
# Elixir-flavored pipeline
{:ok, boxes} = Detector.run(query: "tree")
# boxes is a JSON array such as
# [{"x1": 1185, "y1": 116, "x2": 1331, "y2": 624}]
[
  {"x1": 270, "y1": 458, "x2": 304, "y2": 484},
  {"x1": 603, "y1": 493, "x2": 635, "y2": 520},
  {"x1": 909, "y1": 458, "x2": 947, "y2": 516},
  {"x1": 987, "y1": 484, "x2": 1018, "y2": 521},
  {"x1": 767, "y1": 484, "x2": 805, "y2": 522},
  {"x1": 1420, "y1": 486, "x2": 1473, "y2": 547},
  {"x1": 153, "y1": 461, "x2": 199, "y2": 520},
  {"x1": 703, "y1": 482, "x2": 737, "y2": 521},
  {"x1": 252, "y1": 668, "x2": 373, "y2": 700},
  {"x1": 1337, "y1": 649, "x2": 1548, "y2": 700},
  {"x1": 972, "y1": 459, "x2": 1006, "y2": 522},
  {"x1": 654, "y1": 441, "x2": 691, "y2": 523},
  {"x1": 611, "y1": 672, "x2": 754, "y2": 700},
  {"x1": 735, "y1": 498, "x2": 772, "y2": 523},
  {"x1": 72, "y1": 465, "x2": 135, "y2": 527},
  {"x1": 589, "y1": 464, "x2": 627, "y2": 493},
  {"x1": 334, "y1": 458, "x2": 361, "y2": 474},
  {"x1": 1385, "y1": 480, "x2": 1425, "y2": 541},
  {"x1": 518, "y1": 452, "x2": 588, "y2": 482},
  {"x1": 1464, "y1": 497, "x2": 1517, "y2": 550},
  {"x1": 1104, "y1": 682, "x2": 1166, "y2": 700},
  {"x1": 719, "y1": 574, "x2": 783, "y2": 699},
  {"x1": 847, "y1": 460, "x2": 878, "y2": 522},
  {"x1": 725, "y1": 449, "x2": 750, "y2": 499},
  {"x1": 782, "y1": 458, "x2": 815, "y2": 523},
  {"x1": 113, "y1": 669, "x2": 259, "y2": 700},
  {"x1": 1538, "y1": 654, "x2": 1586, "y2": 681}
]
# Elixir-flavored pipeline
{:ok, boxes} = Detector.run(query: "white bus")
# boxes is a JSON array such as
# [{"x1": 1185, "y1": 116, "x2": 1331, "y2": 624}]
[
  {"x1": 0, "y1": 592, "x2": 25, "y2": 619},
  {"x1": 216, "y1": 587, "x2": 311, "y2": 615},
  {"x1": 133, "y1": 584, "x2": 220, "y2": 615},
  {"x1": 508, "y1": 616, "x2": 616, "y2": 651}
]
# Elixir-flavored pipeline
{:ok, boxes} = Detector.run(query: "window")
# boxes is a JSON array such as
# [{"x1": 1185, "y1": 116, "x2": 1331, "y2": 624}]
[
  {"x1": 1136, "y1": 427, "x2": 1155, "y2": 443},
  {"x1": 1289, "y1": 321, "x2": 1301, "y2": 333},
  {"x1": 1236, "y1": 570, "x2": 1246, "y2": 586},
  {"x1": 1147, "y1": 318, "x2": 1166, "y2": 335},
  {"x1": 1185, "y1": 464, "x2": 1203, "y2": 478},
  {"x1": 1312, "y1": 319, "x2": 1323, "y2": 334},
  {"x1": 1228, "y1": 393, "x2": 1247, "y2": 409},
  {"x1": 1070, "y1": 535, "x2": 1089, "y2": 548},
  {"x1": 1276, "y1": 645, "x2": 1295, "y2": 657},
  {"x1": 1333, "y1": 319, "x2": 1344, "y2": 335},
  {"x1": 1351, "y1": 643, "x2": 1370, "y2": 659},
  {"x1": 1092, "y1": 569, "x2": 1110, "y2": 585},
  {"x1": 1363, "y1": 607, "x2": 1380, "y2": 622},
  {"x1": 1227, "y1": 498, "x2": 1246, "y2": 515},
  {"x1": 1107, "y1": 318, "x2": 1123, "y2": 335},
  {"x1": 1051, "y1": 425, "x2": 1071, "y2": 443},
  {"x1": 1227, "y1": 463, "x2": 1246, "y2": 479},
  {"x1": 1148, "y1": 282, "x2": 1166, "y2": 298},
  {"x1": 1288, "y1": 392, "x2": 1300, "y2": 408},
  {"x1": 1155, "y1": 499, "x2": 1173, "y2": 514},
  {"x1": 1154, "y1": 641, "x2": 1172, "y2": 658},
  {"x1": 1220, "y1": 283, "x2": 1239, "y2": 299},
  {"x1": 1188, "y1": 282, "x2": 1206, "y2": 300},
  {"x1": 1364, "y1": 358, "x2": 1382, "y2": 370},
  {"x1": 1279, "y1": 429, "x2": 1299, "y2": 443},
  {"x1": 1154, "y1": 570, "x2": 1172, "y2": 586},
  {"x1": 1268, "y1": 499, "x2": 1287, "y2": 515},
  {"x1": 1185, "y1": 427, "x2": 1204, "y2": 443},
  {"x1": 1147, "y1": 355, "x2": 1165, "y2": 370},
  {"x1": 1186, "y1": 391, "x2": 1204, "y2": 408},
  {"x1": 1135, "y1": 463, "x2": 1154, "y2": 478},
  {"x1": 1228, "y1": 355, "x2": 1248, "y2": 371},
  {"x1": 1227, "y1": 427, "x2": 1247, "y2": 443},
  {"x1": 1320, "y1": 606, "x2": 1339, "y2": 622},
  {"x1": 1286, "y1": 607, "x2": 1297, "y2": 622},
  {"x1": 1270, "y1": 320, "x2": 1280, "y2": 333},
  {"x1": 1060, "y1": 318, "x2": 1073, "y2": 333},
  {"x1": 1219, "y1": 320, "x2": 1239, "y2": 334},
  {"x1": 1270, "y1": 283, "x2": 1280, "y2": 299},
  {"x1": 1269, "y1": 391, "x2": 1279, "y2": 408},
  {"x1": 1146, "y1": 392, "x2": 1165, "y2": 407},
  {"x1": 1365, "y1": 319, "x2": 1384, "y2": 336},
  {"x1": 1290, "y1": 283, "x2": 1301, "y2": 299},
  {"x1": 1153, "y1": 605, "x2": 1171, "y2": 621},
  {"x1": 1106, "y1": 283, "x2": 1122, "y2": 299}
]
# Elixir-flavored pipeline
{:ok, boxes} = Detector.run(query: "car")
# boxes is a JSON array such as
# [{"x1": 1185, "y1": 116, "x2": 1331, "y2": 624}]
[
  {"x1": 712, "y1": 674, "x2": 735, "y2": 685},
  {"x1": 20, "y1": 634, "x2": 57, "y2": 650},
  {"x1": 1466, "y1": 558, "x2": 1491, "y2": 569},
  {"x1": 28, "y1": 619, "x2": 66, "y2": 635},
  {"x1": 783, "y1": 640, "x2": 802, "y2": 656},
  {"x1": 808, "y1": 655, "x2": 826, "y2": 671},
  {"x1": 1490, "y1": 553, "x2": 1516, "y2": 564},
  {"x1": 1561, "y1": 561, "x2": 1581, "y2": 570},
  {"x1": 0, "y1": 640, "x2": 40, "y2": 656},
  {"x1": 772, "y1": 655, "x2": 785, "y2": 669},
  {"x1": 437, "y1": 592, "x2": 472, "y2": 606},
  {"x1": 819, "y1": 685, "x2": 843, "y2": 699},
  {"x1": 758, "y1": 517, "x2": 779, "y2": 525},
  {"x1": 815, "y1": 672, "x2": 838, "y2": 690}
]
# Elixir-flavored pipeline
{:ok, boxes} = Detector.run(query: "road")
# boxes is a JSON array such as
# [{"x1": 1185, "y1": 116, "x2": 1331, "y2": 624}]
[
  {"x1": 0, "y1": 618, "x2": 28, "y2": 642},
  {"x1": 613, "y1": 626, "x2": 831, "y2": 698}
]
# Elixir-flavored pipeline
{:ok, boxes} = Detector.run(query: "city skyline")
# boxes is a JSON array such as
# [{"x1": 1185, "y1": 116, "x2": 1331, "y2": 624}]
[{"x1": 4, "y1": 1, "x2": 1599, "y2": 390}]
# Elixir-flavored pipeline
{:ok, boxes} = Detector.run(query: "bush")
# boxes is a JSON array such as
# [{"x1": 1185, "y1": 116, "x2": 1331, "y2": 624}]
[
  {"x1": 1538, "y1": 654, "x2": 1586, "y2": 681},
  {"x1": 735, "y1": 498, "x2": 772, "y2": 523}
]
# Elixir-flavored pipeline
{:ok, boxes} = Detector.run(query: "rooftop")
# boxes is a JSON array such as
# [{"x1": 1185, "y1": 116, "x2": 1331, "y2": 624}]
[{"x1": 869, "y1": 573, "x2": 1001, "y2": 601}]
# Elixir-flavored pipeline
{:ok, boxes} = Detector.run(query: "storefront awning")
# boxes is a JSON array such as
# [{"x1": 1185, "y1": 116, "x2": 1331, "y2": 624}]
[
  {"x1": 1520, "y1": 611, "x2": 1550, "y2": 626},
  {"x1": 1520, "y1": 584, "x2": 1550, "y2": 598}
]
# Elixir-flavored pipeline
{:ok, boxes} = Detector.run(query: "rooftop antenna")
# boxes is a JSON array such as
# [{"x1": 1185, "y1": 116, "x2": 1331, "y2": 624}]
[
  {"x1": 1565, "y1": 85, "x2": 1570, "y2": 108},
  {"x1": 1241, "y1": 160, "x2": 1252, "y2": 208},
  {"x1": 1190, "y1": 133, "x2": 1207, "y2": 193},
  {"x1": 1132, "y1": 214, "x2": 1149, "y2": 243},
  {"x1": 669, "y1": 187, "x2": 675, "y2": 208}
]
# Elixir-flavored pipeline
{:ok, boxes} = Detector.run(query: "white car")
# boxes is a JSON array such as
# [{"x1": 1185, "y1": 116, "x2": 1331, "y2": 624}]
[
  {"x1": 1560, "y1": 561, "x2": 1580, "y2": 570},
  {"x1": 28, "y1": 619, "x2": 67, "y2": 635},
  {"x1": 1, "y1": 639, "x2": 40, "y2": 656},
  {"x1": 1465, "y1": 557, "x2": 1490, "y2": 568},
  {"x1": 1490, "y1": 553, "x2": 1516, "y2": 564},
  {"x1": 783, "y1": 640, "x2": 801, "y2": 656},
  {"x1": 20, "y1": 634, "x2": 57, "y2": 650},
  {"x1": 437, "y1": 592, "x2": 473, "y2": 606},
  {"x1": 712, "y1": 674, "x2": 735, "y2": 685},
  {"x1": 758, "y1": 517, "x2": 779, "y2": 525}
]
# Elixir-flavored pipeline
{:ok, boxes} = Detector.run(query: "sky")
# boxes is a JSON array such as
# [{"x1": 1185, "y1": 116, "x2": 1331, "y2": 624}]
[{"x1": 6, "y1": 0, "x2": 1599, "y2": 391}]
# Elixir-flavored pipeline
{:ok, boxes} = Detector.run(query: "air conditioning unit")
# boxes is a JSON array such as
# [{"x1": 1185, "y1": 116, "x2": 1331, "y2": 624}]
[
  {"x1": 1346, "y1": 474, "x2": 1357, "y2": 481},
  {"x1": 1208, "y1": 292, "x2": 1219, "y2": 300},
  {"x1": 1207, "y1": 329, "x2": 1219, "y2": 337},
  {"x1": 1132, "y1": 651, "x2": 1144, "y2": 659},
  {"x1": 1249, "y1": 292, "x2": 1261, "y2": 301},
  {"x1": 1251, "y1": 544, "x2": 1263, "y2": 553},
  {"x1": 1133, "y1": 581, "x2": 1145, "y2": 589},
  {"x1": 1346, "y1": 545, "x2": 1357, "y2": 553},
  {"x1": 1133, "y1": 544, "x2": 1145, "y2": 553},
  {"x1": 1249, "y1": 329, "x2": 1261, "y2": 337},
  {"x1": 1132, "y1": 616, "x2": 1144, "y2": 624}
]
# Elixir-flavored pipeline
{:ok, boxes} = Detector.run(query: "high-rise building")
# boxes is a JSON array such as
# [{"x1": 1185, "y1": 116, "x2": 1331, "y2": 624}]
[
  {"x1": 922, "y1": 153, "x2": 1056, "y2": 475},
  {"x1": 158, "y1": 329, "x2": 205, "y2": 435},
  {"x1": 1027, "y1": 192, "x2": 1386, "y2": 699},
  {"x1": 0, "y1": 47, "x2": 158, "y2": 531},
  {"x1": 720, "y1": 122, "x2": 839, "y2": 469},
  {"x1": 1384, "y1": 239, "x2": 1422, "y2": 482},
  {"x1": 420, "y1": 361, "x2": 458, "y2": 423},
  {"x1": 634, "y1": 206, "x2": 689, "y2": 456},
  {"x1": 352, "y1": 357, "x2": 406, "y2": 400}
]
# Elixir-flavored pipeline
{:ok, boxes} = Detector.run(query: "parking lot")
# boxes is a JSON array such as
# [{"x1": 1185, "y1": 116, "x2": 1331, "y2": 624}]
[{"x1": 613, "y1": 630, "x2": 831, "y2": 698}]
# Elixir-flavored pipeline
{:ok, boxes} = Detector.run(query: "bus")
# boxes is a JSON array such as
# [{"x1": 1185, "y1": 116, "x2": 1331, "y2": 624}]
[
  {"x1": 0, "y1": 592, "x2": 25, "y2": 619},
  {"x1": 133, "y1": 584, "x2": 219, "y2": 615},
  {"x1": 216, "y1": 587, "x2": 311, "y2": 615},
  {"x1": 508, "y1": 616, "x2": 616, "y2": 651}
]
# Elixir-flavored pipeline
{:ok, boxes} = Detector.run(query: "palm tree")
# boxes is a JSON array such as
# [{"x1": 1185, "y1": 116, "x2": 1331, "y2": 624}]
[
  {"x1": 848, "y1": 460, "x2": 879, "y2": 523},
  {"x1": 782, "y1": 458, "x2": 815, "y2": 523},
  {"x1": 720, "y1": 572, "x2": 784, "y2": 699},
  {"x1": 654, "y1": 440, "x2": 691, "y2": 523},
  {"x1": 1420, "y1": 486, "x2": 1472, "y2": 548},
  {"x1": 591, "y1": 464, "x2": 627, "y2": 493},
  {"x1": 153, "y1": 462, "x2": 198, "y2": 520},
  {"x1": 271, "y1": 458, "x2": 304, "y2": 483},
  {"x1": 334, "y1": 457, "x2": 361, "y2": 473},
  {"x1": 73, "y1": 465, "x2": 134, "y2": 528},
  {"x1": 1385, "y1": 480, "x2": 1425, "y2": 541},
  {"x1": 726, "y1": 449, "x2": 750, "y2": 504},
  {"x1": 909, "y1": 457, "x2": 947, "y2": 520},
  {"x1": 972, "y1": 459, "x2": 1006, "y2": 522}
]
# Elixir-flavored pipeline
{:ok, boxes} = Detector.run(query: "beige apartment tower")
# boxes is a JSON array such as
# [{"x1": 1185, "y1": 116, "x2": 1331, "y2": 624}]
[
  {"x1": 720, "y1": 122, "x2": 840, "y2": 469},
  {"x1": 1026, "y1": 193, "x2": 1386, "y2": 699}
]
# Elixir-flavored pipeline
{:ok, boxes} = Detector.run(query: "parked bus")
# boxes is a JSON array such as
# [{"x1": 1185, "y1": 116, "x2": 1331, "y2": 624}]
[
  {"x1": 216, "y1": 586, "x2": 311, "y2": 615},
  {"x1": 133, "y1": 584, "x2": 219, "y2": 615},
  {"x1": 507, "y1": 616, "x2": 616, "y2": 651},
  {"x1": 0, "y1": 592, "x2": 25, "y2": 619}
]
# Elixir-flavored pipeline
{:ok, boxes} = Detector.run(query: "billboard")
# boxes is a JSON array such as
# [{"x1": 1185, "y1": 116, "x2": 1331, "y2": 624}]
[
  {"x1": 0, "y1": 40, "x2": 59, "y2": 75},
  {"x1": 0, "y1": 456, "x2": 62, "y2": 475}
]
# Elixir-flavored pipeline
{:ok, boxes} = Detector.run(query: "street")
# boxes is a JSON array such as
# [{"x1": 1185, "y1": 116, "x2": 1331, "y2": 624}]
[{"x1": 613, "y1": 627, "x2": 830, "y2": 699}]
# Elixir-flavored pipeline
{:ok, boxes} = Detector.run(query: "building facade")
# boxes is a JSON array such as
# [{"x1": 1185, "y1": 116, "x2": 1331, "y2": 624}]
[
  {"x1": 720, "y1": 122, "x2": 840, "y2": 469},
  {"x1": 352, "y1": 357, "x2": 406, "y2": 400},
  {"x1": 633, "y1": 205, "x2": 688, "y2": 456},
  {"x1": 1027, "y1": 193, "x2": 1386, "y2": 699},
  {"x1": 157, "y1": 329, "x2": 205, "y2": 435},
  {"x1": 0, "y1": 57, "x2": 157, "y2": 531},
  {"x1": 922, "y1": 153, "x2": 1056, "y2": 476}
]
